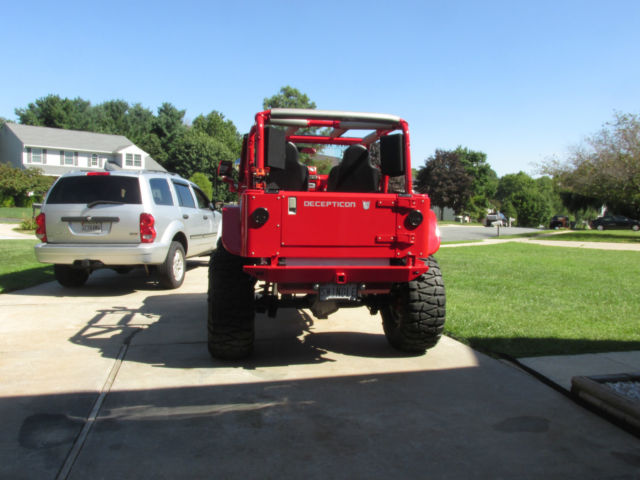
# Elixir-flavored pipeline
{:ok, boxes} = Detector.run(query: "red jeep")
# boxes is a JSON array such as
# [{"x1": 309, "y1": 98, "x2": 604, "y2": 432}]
[{"x1": 209, "y1": 109, "x2": 445, "y2": 359}]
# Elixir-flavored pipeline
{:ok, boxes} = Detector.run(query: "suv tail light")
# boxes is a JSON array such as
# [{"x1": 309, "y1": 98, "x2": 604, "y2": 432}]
[
  {"x1": 140, "y1": 213, "x2": 156, "y2": 243},
  {"x1": 35, "y1": 213, "x2": 47, "y2": 242}
]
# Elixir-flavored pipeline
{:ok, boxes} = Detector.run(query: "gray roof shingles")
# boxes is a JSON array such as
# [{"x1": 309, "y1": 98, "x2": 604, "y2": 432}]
[{"x1": 6, "y1": 123, "x2": 134, "y2": 153}]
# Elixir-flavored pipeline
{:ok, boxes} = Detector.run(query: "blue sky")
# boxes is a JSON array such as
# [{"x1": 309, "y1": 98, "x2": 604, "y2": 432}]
[{"x1": 2, "y1": 0, "x2": 639, "y2": 176}]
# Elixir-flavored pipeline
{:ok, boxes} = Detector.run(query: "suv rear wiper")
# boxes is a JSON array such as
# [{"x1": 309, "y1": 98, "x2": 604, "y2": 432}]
[{"x1": 87, "y1": 200, "x2": 125, "y2": 208}]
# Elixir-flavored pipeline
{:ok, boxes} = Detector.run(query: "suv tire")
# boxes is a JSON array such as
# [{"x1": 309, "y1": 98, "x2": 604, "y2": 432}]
[
  {"x1": 381, "y1": 256, "x2": 446, "y2": 353},
  {"x1": 158, "y1": 241, "x2": 186, "y2": 289},
  {"x1": 54, "y1": 264, "x2": 89, "y2": 287},
  {"x1": 207, "y1": 240, "x2": 256, "y2": 360}
]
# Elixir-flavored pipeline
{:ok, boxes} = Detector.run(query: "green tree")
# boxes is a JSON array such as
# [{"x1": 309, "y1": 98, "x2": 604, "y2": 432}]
[
  {"x1": 454, "y1": 146, "x2": 498, "y2": 220},
  {"x1": 0, "y1": 163, "x2": 54, "y2": 206},
  {"x1": 542, "y1": 111, "x2": 640, "y2": 218},
  {"x1": 151, "y1": 103, "x2": 187, "y2": 166},
  {"x1": 123, "y1": 103, "x2": 157, "y2": 148},
  {"x1": 416, "y1": 150, "x2": 473, "y2": 219},
  {"x1": 92, "y1": 99, "x2": 131, "y2": 134},
  {"x1": 192, "y1": 111, "x2": 242, "y2": 158},
  {"x1": 263, "y1": 85, "x2": 317, "y2": 110},
  {"x1": 167, "y1": 130, "x2": 235, "y2": 200},
  {"x1": 15, "y1": 94, "x2": 93, "y2": 131},
  {"x1": 496, "y1": 172, "x2": 553, "y2": 227}
]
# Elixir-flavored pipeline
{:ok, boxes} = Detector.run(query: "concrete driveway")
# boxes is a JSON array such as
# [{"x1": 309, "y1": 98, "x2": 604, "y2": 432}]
[{"x1": 1, "y1": 262, "x2": 639, "y2": 479}]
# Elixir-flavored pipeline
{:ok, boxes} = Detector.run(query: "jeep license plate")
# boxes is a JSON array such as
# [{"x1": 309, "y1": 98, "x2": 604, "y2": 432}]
[
  {"x1": 81, "y1": 221, "x2": 102, "y2": 233},
  {"x1": 319, "y1": 283, "x2": 357, "y2": 301}
]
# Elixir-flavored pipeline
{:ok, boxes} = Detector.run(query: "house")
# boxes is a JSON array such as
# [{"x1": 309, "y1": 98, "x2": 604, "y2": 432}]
[{"x1": 0, "y1": 123, "x2": 165, "y2": 176}]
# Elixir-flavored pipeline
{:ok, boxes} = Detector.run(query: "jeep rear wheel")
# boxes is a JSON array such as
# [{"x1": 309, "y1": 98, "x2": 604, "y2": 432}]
[
  {"x1": 158, "y1": 241, "x2": 186, "y2": 289},
  {"x1": 207, "y1": 240, "x2": 257, "y2": 360},
  {"x1": 54, "y1": 264, "x2": 89, "y2": 288},
  {"x1": 381, "y1": 256, "x2": 446, "y2": 353}
]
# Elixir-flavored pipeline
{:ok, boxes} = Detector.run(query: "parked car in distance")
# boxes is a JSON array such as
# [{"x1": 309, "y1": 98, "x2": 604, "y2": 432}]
[
  {"x1": 35, "y1": 170, "x2": 221, "y2": 288},
  {"x1": 485, "y1": 212, "x2": 508, "y2": 227},
  {"x1": 590, "y1": 214, "x2": 640, "y2": 231},
  {"x1": 550, "y1": 215, "x2": 570, "y2": 229}
]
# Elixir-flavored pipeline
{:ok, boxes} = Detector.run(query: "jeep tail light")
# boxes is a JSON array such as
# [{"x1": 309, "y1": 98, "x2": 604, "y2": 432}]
[
  {"x1": 35, "y1": 213, "x2": 47, "y2": 242},
  {"x1": 407, "y1": 210, "x2": 423, "y2": 228},
  {"x1": 140, "y1": 213, "x2": 156, "y2": 243},
  {"x1": 252, "y1": 207, "x2": 269, "y2": 227}
]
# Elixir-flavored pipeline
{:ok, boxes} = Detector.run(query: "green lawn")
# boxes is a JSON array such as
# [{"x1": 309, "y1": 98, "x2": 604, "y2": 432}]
[
  {"x1": 0, "y1": 240, "x2": 53, "y2": 293},
  {"x1": 0, "y1": 207, "x2": 34, "y2": 219},
  {"x1": 435, "y1": 243, "x2": 640, "y2": 357}
]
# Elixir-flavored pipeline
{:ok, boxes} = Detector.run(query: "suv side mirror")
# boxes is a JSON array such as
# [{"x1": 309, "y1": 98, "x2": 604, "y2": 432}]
[
  {"x1": 380, "y1": 133, "x2": 405, "y2": 177},
  {"x1": 218, "y1": 160, "x2": 234, "y2": 177}
]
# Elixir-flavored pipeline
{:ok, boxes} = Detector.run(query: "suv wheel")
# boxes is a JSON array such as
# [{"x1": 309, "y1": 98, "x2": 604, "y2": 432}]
[
  {"x1": 207, "y1": 240, "x2": 256, "y2": 360},
  {"x1": 381, "y1": 256, "x2": 446, "y2": 353},
  {"x1": 54, "y1": 264, "x2": 89, "y2": 288},
  {"x1": 159, "y1": 241, "x2": 186, "y2": 289}
]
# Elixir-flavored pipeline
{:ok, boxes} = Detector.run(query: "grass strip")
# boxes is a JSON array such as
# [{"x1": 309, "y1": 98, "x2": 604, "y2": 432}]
[{"x1": 0, "y1": 240, "x2": 53, "y2": 293}]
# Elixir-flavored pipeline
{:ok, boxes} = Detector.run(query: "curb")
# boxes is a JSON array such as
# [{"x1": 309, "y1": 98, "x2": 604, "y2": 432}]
[{"x1": 571, "y1": 373, "x2": 640, "y2": 433}]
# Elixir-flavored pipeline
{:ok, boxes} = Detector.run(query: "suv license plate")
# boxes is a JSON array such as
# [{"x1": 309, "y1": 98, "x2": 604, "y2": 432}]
[
  {"x1": 319, "y1": 283, "x2": 357, "y2": 301},
  {"x1": 81, "y1": 222, "x2": 102, "y2": 233}
]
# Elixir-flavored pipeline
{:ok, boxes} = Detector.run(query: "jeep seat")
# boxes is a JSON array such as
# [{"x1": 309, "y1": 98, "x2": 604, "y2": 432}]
[
  {"x1": 327, "y1": 144, "x2": 380, "y2": 193},
  {"x1": 267, "y1": 142, "x2": 309, "y2": 191}
]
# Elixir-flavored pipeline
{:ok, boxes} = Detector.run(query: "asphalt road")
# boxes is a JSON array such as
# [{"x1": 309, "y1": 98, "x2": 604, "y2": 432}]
[{"x1": 439, "y1": 224, "x2": 541, "y2": 243}]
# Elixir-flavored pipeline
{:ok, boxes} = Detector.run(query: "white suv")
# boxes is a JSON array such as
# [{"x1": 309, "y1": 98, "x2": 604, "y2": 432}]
[{"x1": 34, "y1": 170, "x2": 221, "y2": 288}]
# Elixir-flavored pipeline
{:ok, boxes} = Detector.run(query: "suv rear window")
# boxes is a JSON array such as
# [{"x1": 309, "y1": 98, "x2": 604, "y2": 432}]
[{"x1": 47, "y1": 176, "x2": 142, "y2": 204}]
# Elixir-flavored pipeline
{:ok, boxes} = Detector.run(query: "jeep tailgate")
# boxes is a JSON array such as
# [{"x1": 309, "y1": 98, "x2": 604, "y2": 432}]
[{"x1": 242, "y1": 191, "x2": 434, "y2": 259}]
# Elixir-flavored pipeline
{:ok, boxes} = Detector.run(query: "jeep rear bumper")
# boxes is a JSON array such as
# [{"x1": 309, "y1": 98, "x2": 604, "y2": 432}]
[{"x1": 244, "y1": 263, "x2": 430, "y2": 284}]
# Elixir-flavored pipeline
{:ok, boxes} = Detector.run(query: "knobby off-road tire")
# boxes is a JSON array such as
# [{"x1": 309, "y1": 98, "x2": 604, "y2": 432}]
[
  {"x1": 54, "y1": 264, "x2": 89, "y2": 287},
  {"x1": 381, "y1": 256, "x2": 446, "y2": 353},
  {"x1": 158, "y1": 241, "x2": 186, "y2": 289},
  {"x1": 207, "y1": 240, "x2": 257, "y2": 360}
]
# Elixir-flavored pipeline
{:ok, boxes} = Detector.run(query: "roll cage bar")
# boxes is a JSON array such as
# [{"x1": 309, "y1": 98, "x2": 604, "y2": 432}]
[{"x1": 241, "y1": 109, "x2": 413, "y2": 193}]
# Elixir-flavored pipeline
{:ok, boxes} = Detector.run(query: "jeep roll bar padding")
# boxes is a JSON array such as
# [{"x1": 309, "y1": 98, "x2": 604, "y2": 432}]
[
  {"x1": 380, "y1": 133, "x2": 405, "y2": 177},
  {"x1": 264, "y1": 126, "x2": 286, "y2": 170}
]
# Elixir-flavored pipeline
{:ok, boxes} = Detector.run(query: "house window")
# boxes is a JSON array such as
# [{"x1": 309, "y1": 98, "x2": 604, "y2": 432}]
[
  {"x1": 91, "y1": 154, "x2": 98, "y2": 167},
  {"x1": 31, "y1": 148, "x2": 42, "y2": 163},
  {"x1": 134, "y1": 154, "x2": 142, "y2": 167},
  {"x1": 64, "y1": 151, "x2": 74, "y2": 166},
  {"x1": 126, "y1": 153, "x2": 134, "y2": 166}
]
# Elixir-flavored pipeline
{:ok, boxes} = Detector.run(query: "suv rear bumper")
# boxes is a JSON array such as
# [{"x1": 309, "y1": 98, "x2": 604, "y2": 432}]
[{"x1": 34, "y1": 242, "x2": 169, "y2": 266}]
